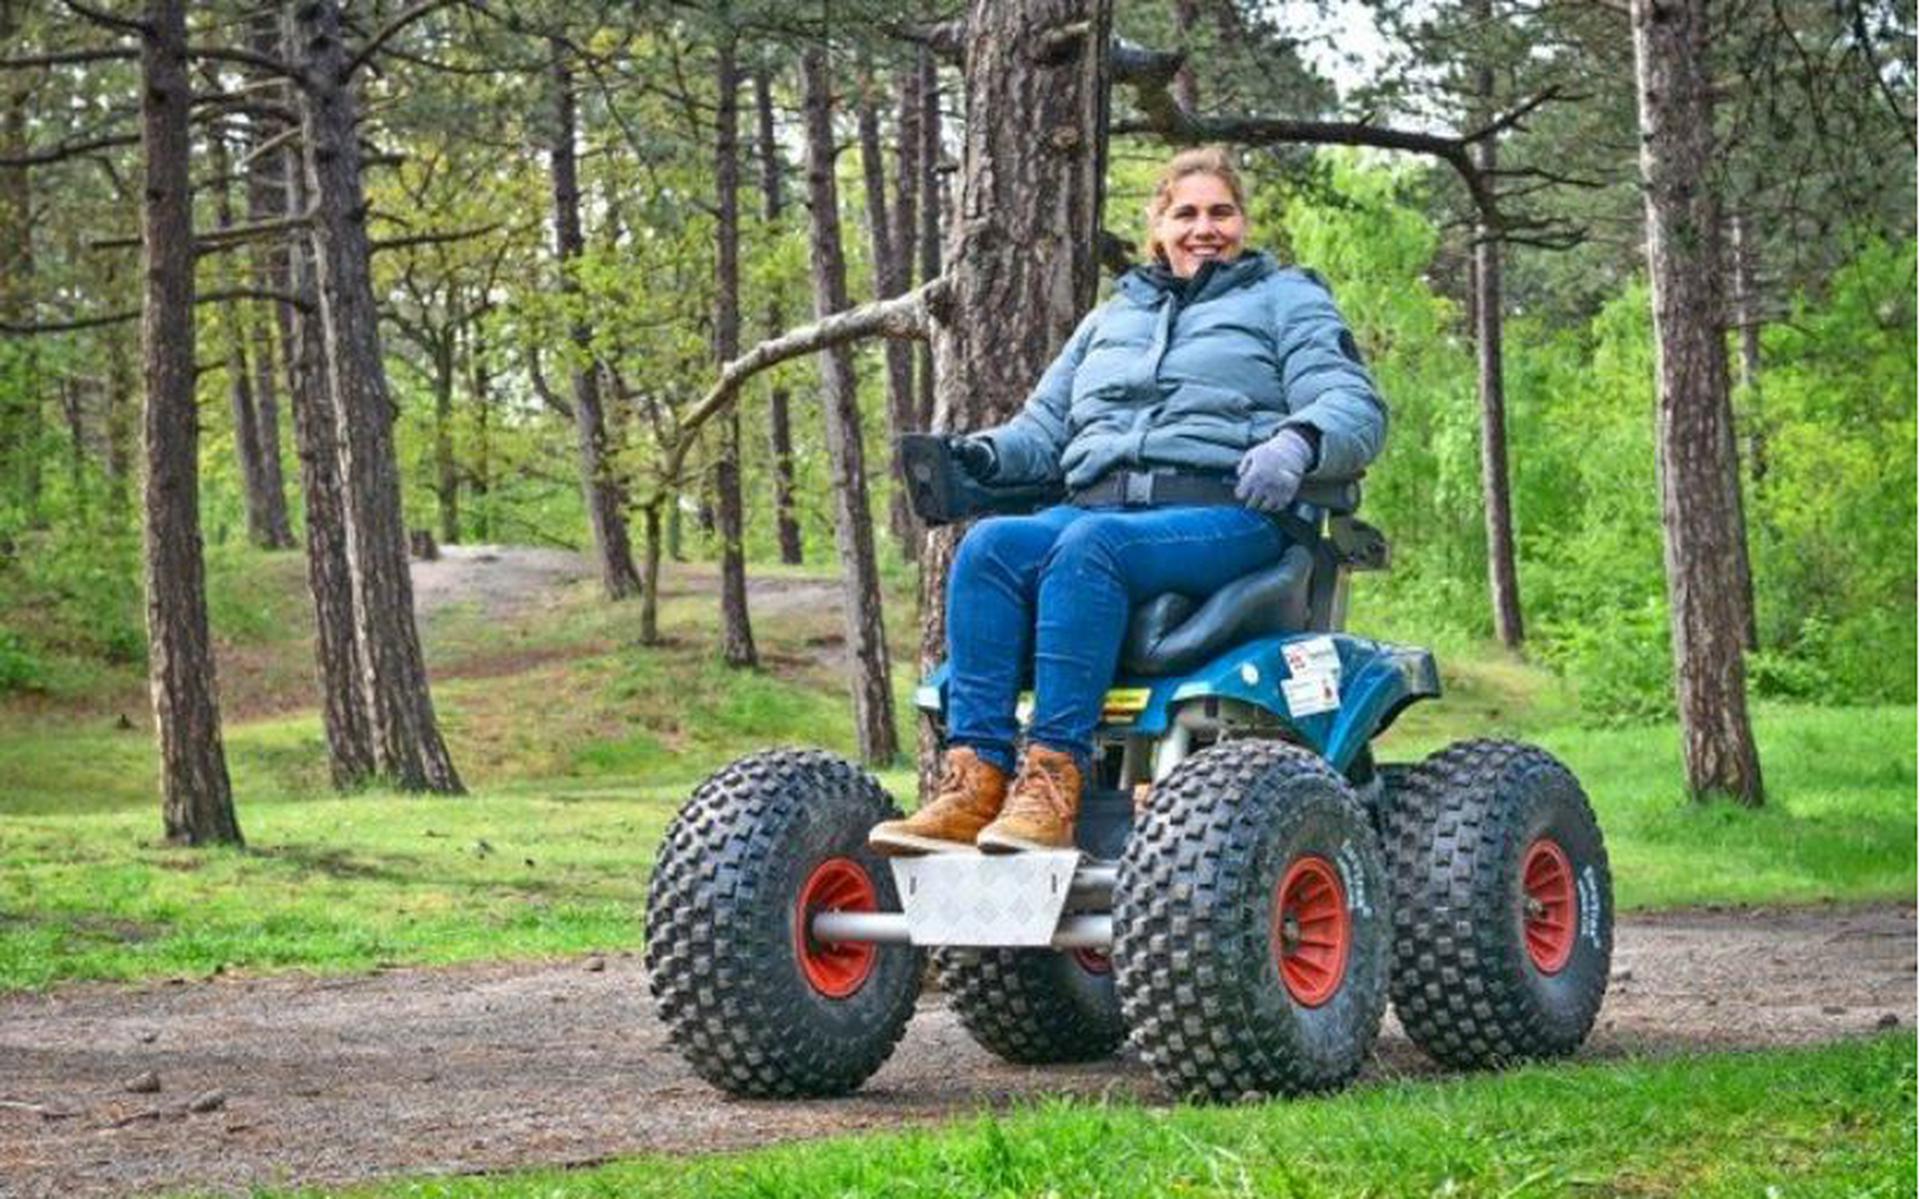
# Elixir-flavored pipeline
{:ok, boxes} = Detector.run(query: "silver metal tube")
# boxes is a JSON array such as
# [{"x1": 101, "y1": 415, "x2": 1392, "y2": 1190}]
[
  {"x1": 1050, "y1": 915, "x2": 1114, "y2": 949},
  {"x1": 1067, "y1": 864, "x2": 1117, "y2": 909},
  {"x1": 809, "y1": 911, "x2": 1114, "y2": 951},
  {"x1": 810, "y1": 911, "x2": 912, "y2": 943}
]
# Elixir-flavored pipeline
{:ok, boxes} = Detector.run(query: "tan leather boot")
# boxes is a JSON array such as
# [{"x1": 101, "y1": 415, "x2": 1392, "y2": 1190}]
[
  {"x1": 976, "y1": 745, "x2": 1083, "y2": 854},
  {"x1": 867, "y1": 747, "x2": 1010, "y2": 856}
]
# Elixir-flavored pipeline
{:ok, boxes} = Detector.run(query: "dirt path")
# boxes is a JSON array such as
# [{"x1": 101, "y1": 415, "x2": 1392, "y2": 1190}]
[
  {"x1": 408, "y1": 547, "x2": 844, "y2": 623},
  {"x1": 1, "y1": 903, "x2": 1910, "y2": 1198}
]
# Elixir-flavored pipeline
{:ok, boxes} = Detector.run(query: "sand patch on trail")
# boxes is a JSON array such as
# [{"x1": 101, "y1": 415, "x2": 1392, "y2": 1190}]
[{"x1": 0, "y1": 902, "x2": 1910, "y2": 1198}]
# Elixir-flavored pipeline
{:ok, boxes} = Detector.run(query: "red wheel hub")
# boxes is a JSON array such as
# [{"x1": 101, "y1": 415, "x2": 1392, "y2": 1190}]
[
  {"x1": 1522, "y1": 837, "x2": 1577, "y2": 974},
  {"x1": 793, "y1": 857, "x2": 878, "y2": 998},
  {"x1": 1270, "y1": 855, "x2": 1351, "y2": 1007},
  {"x1": 1071, "y1": 948, "x2": 1112, "y2": 975}
]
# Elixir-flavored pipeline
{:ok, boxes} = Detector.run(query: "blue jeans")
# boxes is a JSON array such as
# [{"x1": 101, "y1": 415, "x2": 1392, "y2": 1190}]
[{"x1": 945, "y1": 504, "x2": 1288, "y2": 772}]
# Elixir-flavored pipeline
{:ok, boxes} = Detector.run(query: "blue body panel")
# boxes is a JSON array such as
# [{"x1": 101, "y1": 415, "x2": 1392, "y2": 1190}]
[{"x1": 914, "y1": 633, "x2": 1441, "y2": 773}]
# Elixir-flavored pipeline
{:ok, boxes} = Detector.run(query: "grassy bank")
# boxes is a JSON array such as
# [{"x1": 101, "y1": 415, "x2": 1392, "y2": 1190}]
[{"x1": 268, "y1": 1034, "x2": 1915, "y2": 1198}]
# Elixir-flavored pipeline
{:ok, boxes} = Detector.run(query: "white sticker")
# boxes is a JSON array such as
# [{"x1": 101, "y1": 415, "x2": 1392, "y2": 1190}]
[
  {"x1": 1336, "y1": 840, "x2": 1372, "y2": 916},
  {"x1": 1239, "y1": 663, "x2": 1260, "y2": 686},
  {"x1": 1282, "y1": 672, "x2": 1340, "y2": 717},
  {"x1": 1283, "y1": 636, "x2": 1342, "y2": 680}
]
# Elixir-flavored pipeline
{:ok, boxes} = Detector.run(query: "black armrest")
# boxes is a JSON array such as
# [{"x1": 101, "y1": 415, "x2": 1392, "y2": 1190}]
[{"x1": 897, "y1": 433, "x2": 1066, "y2": 526}]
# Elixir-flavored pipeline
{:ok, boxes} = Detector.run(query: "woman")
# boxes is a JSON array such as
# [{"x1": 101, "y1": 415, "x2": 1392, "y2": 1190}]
[{"x1": 870, "y1": 147, "x2": 1387, "y2": 856}]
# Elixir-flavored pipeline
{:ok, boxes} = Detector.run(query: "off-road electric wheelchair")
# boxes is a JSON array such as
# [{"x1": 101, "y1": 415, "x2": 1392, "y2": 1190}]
[{"x1": 645, "y1": 434, "x2": 1612, "y2": 1101}]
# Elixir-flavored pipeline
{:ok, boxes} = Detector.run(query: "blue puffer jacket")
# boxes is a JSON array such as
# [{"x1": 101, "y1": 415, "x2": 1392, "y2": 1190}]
[{"x1": 979, "y1": 251, "x2": 1387, "y2": 491}]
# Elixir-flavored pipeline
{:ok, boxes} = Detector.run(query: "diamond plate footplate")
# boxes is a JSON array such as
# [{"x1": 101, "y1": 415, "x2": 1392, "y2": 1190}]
[{"x1": 888, "y1": 851, "x2": 1081, "y2": 946}]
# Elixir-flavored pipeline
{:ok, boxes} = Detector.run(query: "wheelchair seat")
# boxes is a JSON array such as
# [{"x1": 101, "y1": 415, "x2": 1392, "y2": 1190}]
[{"x1": 1122, "y1": 544, "x2": 1313, "y2": 676}]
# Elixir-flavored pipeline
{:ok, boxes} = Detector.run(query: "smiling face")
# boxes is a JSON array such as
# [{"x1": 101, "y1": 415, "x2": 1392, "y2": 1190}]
[{"x1": 1152, "y1": 173, "x2": 1248, "y2": 278}]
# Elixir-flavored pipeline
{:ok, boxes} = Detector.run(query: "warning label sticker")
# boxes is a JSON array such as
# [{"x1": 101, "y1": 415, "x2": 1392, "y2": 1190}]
[
  {"x1": 1281, "y1": 636, "x2": 1343, "y2": 716},
  {"x1": 1283, "y1": 637, "x2": 1342, "y2": 680},
  {"x1": 1282, "y1": 672, "x2": 1340, "y2": 717}
]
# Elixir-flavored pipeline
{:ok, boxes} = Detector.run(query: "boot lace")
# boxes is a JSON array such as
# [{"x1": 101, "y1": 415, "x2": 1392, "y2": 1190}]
[{"x1": 1008, "y1": 756, "x2": 1076, "y2": 823}]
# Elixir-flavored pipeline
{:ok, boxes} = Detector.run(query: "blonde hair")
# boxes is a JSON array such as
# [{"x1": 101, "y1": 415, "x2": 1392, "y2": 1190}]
[{"x1": 1142, "y1": 146, "x2": 1249, "y2": 264}]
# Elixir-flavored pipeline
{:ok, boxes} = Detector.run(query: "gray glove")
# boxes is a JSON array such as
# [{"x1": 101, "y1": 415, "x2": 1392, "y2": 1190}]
[
  {"x1": 952, "y1": 435, "x2": 997, "y2": 481},
  {"x1": 1234, "y1": 428, "x2": 1316, "y2": 513}
]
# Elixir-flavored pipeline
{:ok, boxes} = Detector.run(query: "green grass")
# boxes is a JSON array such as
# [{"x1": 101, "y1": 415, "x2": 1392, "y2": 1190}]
[{"x1": 256, "y1": 1034, "x2": 1915, "y2": 1198}]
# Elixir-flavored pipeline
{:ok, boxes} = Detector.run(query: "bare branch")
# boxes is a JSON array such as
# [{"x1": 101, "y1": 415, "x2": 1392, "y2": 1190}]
[
  {"x1": 371, "y1": 223, "x2": 502, "y2": 254},
  {"x1": 1460, "y1": 87, "x2": 1577, "y2": 144},
  {"x1": 0, "y1": 45, "x2": 138, "y2": 69},
  {"x1": 0, "y1": 132, "x2": 140, "y2": 167},
  {"x1": 345, "y1": 0, "x2": 463, "y2": 80},
  {"x1": 187, "y1": 44, "x2": 299, "y2": 79},
  {"x1": 662, "y1": 277, "x2": 949, "y2": 487},
  {"x1": 0, "y1": 287, "x2": 309, "y2": 335},
  {"x1": 61, "y1": 0, "x2": 149, "y2": 37}
]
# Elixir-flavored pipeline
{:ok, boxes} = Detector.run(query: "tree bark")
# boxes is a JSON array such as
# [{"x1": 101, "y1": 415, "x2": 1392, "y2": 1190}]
[
  {"x1": 469, "y1": 324, "x2": 492, "y2": 542},
  {"x1": 914, "y1": 45, "x2": 942, "y2": 431},
  {"x1": 240, "y1": 53, "x2": 294, "y2": 552},
  {"x1": 0, "y1": 31, "x2": 40, "y2": 528},
  {"x1": 857, "y1": 65, "x2": 922, "y2": 561},
  {"x1": 802, "y1": 46, "x2": 898, "y2": 766},
  {"x1": 754, "y1": 64, "x2": 803, "y2": 566},
  {"x1": 1632, "y1": 0, "x2": 1764, "y2": 805},
  {"x1": 282, "y1": 147, "x2": 375, "y2": 790},
  {"x1": 141, "y1": 0, "x2": 240, "y2": 846},
  {"x1": 1171, "y1": 0, "x2": 1200, "y2": 112},
  {"x1": 1727, "y1": 210, "x2": 1762, "y2": 652},
  {"x1": 291, "y1": 0, "x2": 462, "y2": 794},
  {"x1": 549, "y1": 42, "x2": 642, "y2": 602},
  {"x1": 917, "y1": 0, "x2": 1113, "y2": 792},
  {"x1": 713, "y1": 27, "x2": 757, "y2": 667},
  {"x1": 211, "y1": 135, "x2": 278, "y2": 551},
  {"x1": 1469, "y1": 19, "x2": 1524, "y2": 652},
  {"x1": 432, "y1": 333, "x2": 458, "y2": 546}
]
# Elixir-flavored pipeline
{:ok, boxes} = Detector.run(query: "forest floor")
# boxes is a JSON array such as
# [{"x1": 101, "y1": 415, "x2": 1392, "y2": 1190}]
[{"x1": 0, "y1": 897, "x2": 1910, "y2": 1195}]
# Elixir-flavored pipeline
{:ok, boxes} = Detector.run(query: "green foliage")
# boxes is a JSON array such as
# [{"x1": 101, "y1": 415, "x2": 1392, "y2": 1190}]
[
  {"x1": 278, "y1": 1035, "x2": 1916, "y2": 1198},
  {"x1": 1267, "y1": 152, "x2": 1914, "y2": 721}
]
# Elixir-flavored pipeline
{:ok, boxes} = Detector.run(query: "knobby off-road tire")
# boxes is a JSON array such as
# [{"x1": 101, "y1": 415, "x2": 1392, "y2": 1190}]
[
  {"x1": 644, "y1": 748, "x2": 922, "y2": 1097},
  {"x1": 1382, "y1": 739, "x2": 1613, "y2": 1068},
  {"x1": 1114, "y1": 741, "x2": 1390, "y2": 1100},
  {"x1": 934, "y1": 946, "x2": 1126, "y2": 1064}
]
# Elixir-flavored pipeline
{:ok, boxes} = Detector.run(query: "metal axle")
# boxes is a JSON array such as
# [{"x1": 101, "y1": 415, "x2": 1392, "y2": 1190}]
[{"x1": 810, "y1": 910, "x2": 1113, "y2": 950}]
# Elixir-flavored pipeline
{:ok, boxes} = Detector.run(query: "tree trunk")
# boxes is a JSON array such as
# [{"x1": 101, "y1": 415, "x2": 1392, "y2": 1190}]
[
  {"x1": 141, "y1": 0, "x2": 240, "y2": 845},
  {"x1": 754, "y1": 65, "x2": 804, "y2": 566},
  {"x1": 1727, "y1": 210, "x2": 1762, "y2": 652},
  {"x1": 0, "y1": 41, "x2": 40, "y2": 529},
  {"x1": 1631, "y1": 0, "x2": 1764, "y2": 805},
  {"x1": 432, "y1": 335, "x2": 459, "y2": 546},
  {"x1": 272, "y1": 75, "x2": 374, "y2": 790},
  {"x1": 105, "y1": 317, "x2": 134, "y2": 521},
  {"x1": 1470, "y1": 31, "x2": 1524, "y2": 651},
  {"x1": 802, "y1": 46, "x2": 898, "y2": 766},
  {"x1": 1729, "y1": 212, "x2": 1766, "y2": 486},
  {"x1": 914, "y1": 46, "x2": 942, "y2": 431},
  {"x1": 639, "y1": 502, "x2": 663, "y2": 646},
  {"x1": 470, "y1": 326, "x2": 492, "y2": 542},
  {"x1": 211, "y1": 136, "x2": 278, "y2": 551},
  {"x1": 856, "y1": 65, "x2": 921, "y2": 561},
  {"x1": 291, "y1": 0, "x2": 462, "y2": 794},
  {"x1": 241, "y1": 56, "x2": 295, "y2": 551},
  {"x1": 918, "y1": 0, "x2": 1113, "y2": 794},
  {"x1": 713, "y1": 27, "x2": 757, "y2": 667},
  {"x1": 1171, "y1": 0, "x2": 1200, "y2": 111},
  {"x1": 549, "y1": 42, "x2": 643, "y2": 602}
]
